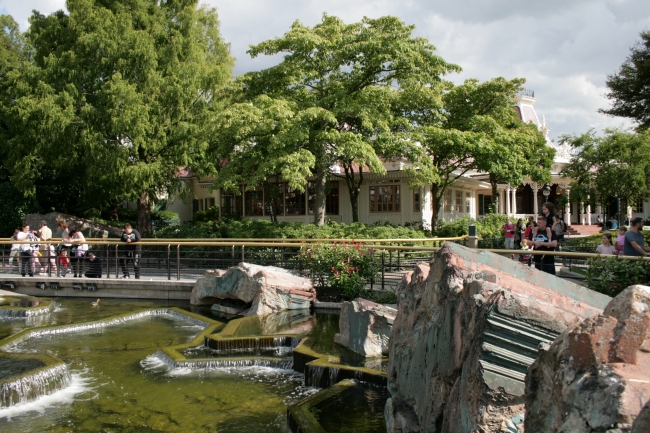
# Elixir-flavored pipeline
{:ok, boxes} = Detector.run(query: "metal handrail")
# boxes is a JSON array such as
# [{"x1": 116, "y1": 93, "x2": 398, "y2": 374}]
[{"x1": 0, "y1": 236, "x2": 467, "y2": 243}]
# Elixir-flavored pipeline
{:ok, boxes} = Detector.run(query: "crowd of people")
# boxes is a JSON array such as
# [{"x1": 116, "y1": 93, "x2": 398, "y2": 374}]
[{"x1": 8, "y1": 221, "x2": 142, "y2": 279}]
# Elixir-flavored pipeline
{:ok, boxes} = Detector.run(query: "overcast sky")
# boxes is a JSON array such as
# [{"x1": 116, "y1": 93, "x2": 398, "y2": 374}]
[{"x1": 2, "y1": 0, "x2": 649, "y2": 141}]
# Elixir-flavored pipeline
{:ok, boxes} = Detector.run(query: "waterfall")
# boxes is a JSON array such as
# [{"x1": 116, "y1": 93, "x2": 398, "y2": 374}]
[
  {"x1": 206, "y1": 336, "x2": 297, "y2": 352},
  {"x1": 305, "y1": 366, "x2": 325, "y2": 387},
  {"x1": 154, "y1": 350, "x2": 293, "y2": 370},
  {"x1": 0, "y1": 303, "x2": 54, "y2": 318},
  {"x1": 0, "y1": 363, "x2": 71, "y2": 408}
]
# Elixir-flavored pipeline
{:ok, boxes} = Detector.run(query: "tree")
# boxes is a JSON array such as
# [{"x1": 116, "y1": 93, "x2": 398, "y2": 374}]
[
  {"x1": 405, "y1": 77, "x2": 553, "y2": 230},
  {"x1": 1, "y1": 0, "x2": 233, "y2": 234},
  {"x1": 561, "y1": 129, "x2": 650, "y2": 218},
  {"x1": 220, "y1": 14, "x2": 459, "y2": 226},
  {"x1": 601, "y1": 31, "x2": 650, "y2": 130}
]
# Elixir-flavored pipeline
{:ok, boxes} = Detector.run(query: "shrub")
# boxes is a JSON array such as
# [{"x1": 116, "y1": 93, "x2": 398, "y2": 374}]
[
  {"x1": 585, "y1": 256, "x2": 650, "y2": 297},
  {"x1": 153, "y1": 210, "x2": 180, "y2": 221},
  {"x1": 299, "y1": 242, "x2": 380, "y2": 299},
  {"x1": 434, "y1": 214, "x2": 509, "y2": 239}
]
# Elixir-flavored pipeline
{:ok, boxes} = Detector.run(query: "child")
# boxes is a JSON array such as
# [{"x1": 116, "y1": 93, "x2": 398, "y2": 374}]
[
  {"x1": 58, "y1": 249, "x2": 70, "y2": 277},
  {"x1": 615, "y1": 227, "x2": 627, "y2": 254}
]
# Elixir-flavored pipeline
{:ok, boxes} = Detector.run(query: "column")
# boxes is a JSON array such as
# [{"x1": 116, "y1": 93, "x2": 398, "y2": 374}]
[
  {"x1": 533, "y1": 184, "x2": 539, "y2": 215},
  {"x1": 580, "y1": 201, "x2": 585, "y2": 225},
  {"x1": 506, "y1": 186, "x2": 511, "y2": 215},
  {"x1": 586, "y1": 197, "x2": 592, "y2": 225},
  {"x1": 565, "y1": 189, "x2": 571, "y2": 226},
  {"x1": 511, "y1": 187, "x2": 517, "y2": 215},
  {"x1": 421, "y1": 185, "x2": 432, "y2": 231}
]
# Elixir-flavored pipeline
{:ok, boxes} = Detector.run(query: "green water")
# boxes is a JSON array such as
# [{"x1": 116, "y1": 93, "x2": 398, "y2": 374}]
[
  {"x1": 311, "y1": 384, "x2": 389, "y2": 433},
  {"x1": 0, "y1": 299, "x2": 316, "y2": 433}
]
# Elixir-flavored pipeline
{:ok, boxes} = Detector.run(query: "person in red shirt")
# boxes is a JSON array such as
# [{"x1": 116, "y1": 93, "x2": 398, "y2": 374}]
[{"x1": 502, "y1": 217, "x2": 516, "y2": 258}]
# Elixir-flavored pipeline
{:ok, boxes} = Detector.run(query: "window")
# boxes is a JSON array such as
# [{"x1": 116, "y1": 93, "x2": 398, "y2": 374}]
[
  {"x1": 370, "y1": 180, "x2": 400, "y2": 213},
  {"x1": 478, "y1": 194, "x2": 493, "y2": 216},
  {"x1": 455, "y1": 190, "x2": 463, "y2": 214},
  {"x1": 636, "y1": 198, "x2": 644, "y2": 214},
  {"x1": 264, "y1": 183, "x2": 284, "y2": 216},
  {"x1": 413, "y1": 188, "x2": 421, "y2": 212},
  {"x1": 285, "y1": 185, "x2": 306, "y2": 215},
  {"x1": 244, "y1": 189, "x2": 264, "y2": 216},
  {"x1": 444, "y1": 189, "x2": 452, "y2": 213},
  {"x1": 465, "y1": 192, "x2": 471, "y2": 214},
  {"x1": 221, "y1": 189, "x2": 242, "y2": 216},
  {"x1": 308, "y1": 182, "x2": 340, "y2": 215}
]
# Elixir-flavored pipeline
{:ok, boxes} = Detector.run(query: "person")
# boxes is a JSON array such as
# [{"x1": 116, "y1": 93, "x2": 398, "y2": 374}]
[
  {"x1": 15, "y1": 222, "x2": 37, "y2": 277},
  {"x1": 58, "y1": 221, "x2": 71, "y2": 254},
  {"x1": 120, "y1": 223, "x2": 141, "y2": 279},
  {"x1": 58, "y1": 249, "x2": 70, "y2": 277},
  {"x1": 615, "y1": 227, "x2": 627, "y2": 255},
  {"x1": 552, "y1": 215, "x2": 565, "y2": 242},
  {"x1": 515, "y1": 218, "x2": 525, "y2": 248},
  {"x1": 542, "y1": 202, "x2": 556, "y2": 228},
  {"x1": 597, "y1": 233, "x2": 617, "y2": 255},
  {"x1": 32, "y1": 230, "x2": 44, "y2": 275},
  {"x1": 610, "y1": 214, "x2": 619, "y2": 230},
  {"x1": 528, "y1": 214, "x2": 558, "y2": 274},
  {"x1": 38, "y1": 220, "x2": 55, "y2": 274},
  {"x1": 502, "y1": 217, "x2": 516, "y2": 250},
  {"x1": 84, "y1": 253, "x2": 103, "y2": 278},
  {"x1": 526, "y1": 216, "x2": 535, "y2": 228},
  {"x1": 523, "y1": 221, "x2": 536, "y2": 239},
  {"x1": 597, "y1": 214, "x2": 603, "y2": 229},
  {"x1": 65, "y1": 227, "x2": 87, "y2": 277},
  {"x1": 8, "y1": 229, "x2": 20, "y2": 273},
  {"x1": 623, "y1": 217, "x2": 650, "y2": 257}
]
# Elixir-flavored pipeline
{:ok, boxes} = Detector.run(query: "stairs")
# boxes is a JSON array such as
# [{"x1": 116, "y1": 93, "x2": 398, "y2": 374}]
[{"x1": 567, "y1": 224, "x2": 603, "y2": 236}]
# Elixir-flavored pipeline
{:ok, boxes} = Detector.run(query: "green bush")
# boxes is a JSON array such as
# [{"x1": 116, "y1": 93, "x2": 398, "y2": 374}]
[
  {"x1": 585, "y1": 256, "x2": 650, "y2": 297},
  {"x1": 434, "y1": 214, "x2": 509, "y2": 239},
  {"x1": 299, "y1": 242, "x2": 380, "y2": 299},
  {"x1": 0, "y1": 182, "x2": 39, "y2": 236},
  {"x1": 192, "y1": 206, "x2": 219, "y2": 223},
  {"x1": 153, "y1": 210, "x2": 180, "y2": 221}
]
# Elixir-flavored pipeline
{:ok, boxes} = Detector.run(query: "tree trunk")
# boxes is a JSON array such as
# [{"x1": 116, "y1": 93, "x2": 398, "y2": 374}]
[
  {"x1": 490, "y1": 176, "x2": 500, "y2": 215},
  {"x1": 137, "y1": 191, "x2": 152, "y2": 236},
  {"x1": 313, "y1": 165, "x2": 327, "y2": 226},
  {"x1": 430, "y1": 184, "x2": 444, "y2": 231},
  {"x1": 343, "y1": 163, "x2": 363, "y2": 223}
]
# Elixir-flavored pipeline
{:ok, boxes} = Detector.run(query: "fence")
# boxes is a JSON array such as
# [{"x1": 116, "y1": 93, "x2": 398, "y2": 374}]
[{"x1": 1, "y1": 237, "x2": 646, "y2": 291}]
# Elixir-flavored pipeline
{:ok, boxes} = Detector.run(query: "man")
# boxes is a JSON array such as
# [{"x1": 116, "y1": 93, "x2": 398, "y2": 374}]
[
  {"x1": 84, "y1": 253, "x2": 103, "y2": 278},
  {"x1": 119, "y1": 223, "x2": 142, "y2": 279},
  {"x1": 39, "y1": 220, "x2": 55, "y2": 274},
  {"x1": 15, "y1": 222, "x2": 36, "y2": 277},
  {"x1": 528, "y1": 214, "x2": 558, "y2": 275},
  {"x1": 623, "y1": 217, "x2": 650, "y2": 257},
  {"x1": 501, "y1": 217, "x2": 516, "y2": 257}
]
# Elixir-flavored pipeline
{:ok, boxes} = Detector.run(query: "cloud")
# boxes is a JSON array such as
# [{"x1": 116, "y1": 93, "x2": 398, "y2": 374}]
[{"x1": 1, "y1": 0, "x2": 647, "y2": 139}]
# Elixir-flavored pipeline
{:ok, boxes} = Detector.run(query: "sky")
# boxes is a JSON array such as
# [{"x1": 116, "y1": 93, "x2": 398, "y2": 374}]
[{"x1": 2, "y1": 0, "x2": 649, "y2": 142}]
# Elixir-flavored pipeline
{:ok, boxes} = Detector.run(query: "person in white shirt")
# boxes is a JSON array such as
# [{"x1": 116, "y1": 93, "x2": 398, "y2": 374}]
[{"x1": 596, "y1": 233, "x2": 617, "y2": 255}]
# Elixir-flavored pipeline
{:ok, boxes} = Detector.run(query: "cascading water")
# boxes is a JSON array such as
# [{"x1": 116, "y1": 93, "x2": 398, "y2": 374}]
[{"x1": 0, "y1": 364, "x2": 71, "y2": 408}]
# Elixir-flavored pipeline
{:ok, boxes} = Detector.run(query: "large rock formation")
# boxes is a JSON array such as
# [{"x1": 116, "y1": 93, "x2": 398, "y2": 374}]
[
  {"x1": 525, "y1": 285, "x2": 650, "y2": 432},
  {"x1": 24, "y1": 212, "x2": 122, "y2": 238},
  {"x1": 385, "y1": 242, "x2": 610, "y2": 433},
  {"x1": 334, "y1": 298, "x2": 396, "y2": 358},
  {"x1": 190, "y1": 263, "x2": 317, "y2": 316}
]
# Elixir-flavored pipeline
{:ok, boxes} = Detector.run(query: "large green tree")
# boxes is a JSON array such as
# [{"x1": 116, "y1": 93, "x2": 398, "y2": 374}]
[
  {"x1": 405, "y1": 77, "x2": 553, "y2": 230},
  {"x1": 561, "y1": 128, "x2": 650, "y2": 216},
  {"x1": 601, "y1": 31, "x2": 650, "y2": 130},
  {"x1": 213, "y1": 14, "x2": 459, "y2": 226},
  {"x1": 1, "y1": 0, "x2": 233, "y2": 234}
]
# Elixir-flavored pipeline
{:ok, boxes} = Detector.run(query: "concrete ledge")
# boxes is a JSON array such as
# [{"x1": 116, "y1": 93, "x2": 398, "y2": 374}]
[
  {"x1": 313, "y1": 301, "x2": 342, "y2": 309},
  {"x1": 0, "y1": 276, "x2": 194, "y2": 301}
]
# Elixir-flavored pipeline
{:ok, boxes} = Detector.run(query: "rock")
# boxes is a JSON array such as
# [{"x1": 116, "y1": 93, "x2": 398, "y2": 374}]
[
  {"x1": 210, "y1": 303, "x2": 247, "y2": 318},
  {"x1": 386, "y1": 242, "x2": 608, "y2": 433},
  {"x1": 19, "y1": 297, "x2": 40, "y2": 307},
  {"x1": 189, "y1": 263, "x2": 316, "y2": 316},
  {"x1": 334, "y1": 298, "x2": 396, "y2": 357},
  {"x1": 525, "y1": 285, "x2": 650, "y2": 432},
  {"x1": 631, "y1": 400, "x2": 650, "y2": 433},
  {"x1": 24, "y1": 212, "x2": 123, "y2": 238}
]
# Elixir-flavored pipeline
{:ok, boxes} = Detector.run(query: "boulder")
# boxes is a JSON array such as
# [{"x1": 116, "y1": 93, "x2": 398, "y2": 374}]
[
  {"x1": 189, "y1": 263, "x2": 316, "y2": 316},
  {"x1": 334, "y1": 298, "x2": 396, "y2": 358},
  {"x1": 631, "y1": 400, "x2": 650, "y2": 433},
  {"x1": 525, "y1": 285, "x2": 650, "y2": 432},
  {"x1": 24, "y1": 212, "x2": 123, "y2": 238},
  {"x1": 386, "y1": 242, "x2": 609, "y2": 433}
]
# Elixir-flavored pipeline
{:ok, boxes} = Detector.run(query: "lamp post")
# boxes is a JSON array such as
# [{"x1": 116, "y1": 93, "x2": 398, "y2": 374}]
[{"x1": 541, "y1": 184, "x2": 551, "y2": 215}]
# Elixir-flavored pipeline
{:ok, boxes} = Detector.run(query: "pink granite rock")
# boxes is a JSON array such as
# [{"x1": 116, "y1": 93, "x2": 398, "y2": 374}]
[
  {"x1": 385, "y1": 242, "x2": 609, "y2": 433},
  {"x1": 525, "y1": 285, "x2": 650, "y2": 432},
  {"x1": 190, "y1": 263, "x2": 316, "y2": 315},
  {"x1": 334, "y1": 298, "x2": 396, "y2": 357}
]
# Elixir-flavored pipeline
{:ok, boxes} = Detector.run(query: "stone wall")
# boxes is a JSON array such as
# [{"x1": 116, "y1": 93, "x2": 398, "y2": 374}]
[
  {"x1": 24, "y1": 212, "x2": 123, "y2": 238},
  {"x1": 385, "y1": 242, "x2": 609, "y2": 433}
]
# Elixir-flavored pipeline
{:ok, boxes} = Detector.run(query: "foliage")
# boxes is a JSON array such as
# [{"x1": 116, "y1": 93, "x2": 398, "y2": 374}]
[
  {"x1": 404, "y1": 77, "x2": 552, "y2": 229},
  {"x1": 1, "y1": 1, "x2": 233, "y2": 235},
  {"x1": 192, "y1": 206, "x2": 220, "y2": 223},
  {"x1": 207, "y1": 14, "x2": 459, "y2": 226},
  {"x1": 299, "y1": 242, "x2": 380, "y2": 299},
  {"x1": 586, "y1": 256, "x2": 650, "y2": 297},
  {"x1": 152, "y1": 211, "x2": 180, "y2": 222},
  {"x1": 155, "y1": 219, "x2": 431, "y2": 241},
  {"x1": 560, "y1": 129, "x2": 650, "y2": 209},
  {"x1": 434, "y1": 214, "x2": 509, "y2": 239},
  {"x1": 0, "y1": 182, "x2": 39, "y2": 235},
  {"x1": 601, "y1": 31, "x2": 650, "y2": 131}
]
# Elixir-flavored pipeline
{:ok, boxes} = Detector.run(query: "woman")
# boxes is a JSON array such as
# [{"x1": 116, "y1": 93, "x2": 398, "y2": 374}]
[
  {"x1": 58, "y1": 221, "x2": 71, "y2": 253},
  {"x1": 552, "y1": 216, "x2": 565, "y2": 242},
  {"x1": 542, "y1": 202, "x2": 556, "y2": 228},
  {"x1": 596, "y1": 233, "x2": 617, "y2": 255},
  {"x1": 64, "y1": 227, "x2": 88, "y2": 277},
  {"x1": 514, "y1": 218, "x2": 524, "y2": 247}
]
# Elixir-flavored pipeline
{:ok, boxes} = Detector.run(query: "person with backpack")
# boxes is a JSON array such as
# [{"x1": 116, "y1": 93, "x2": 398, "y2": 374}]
[{"x1": 528, "y1": 214, "x2": 558, "y2": 275}]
